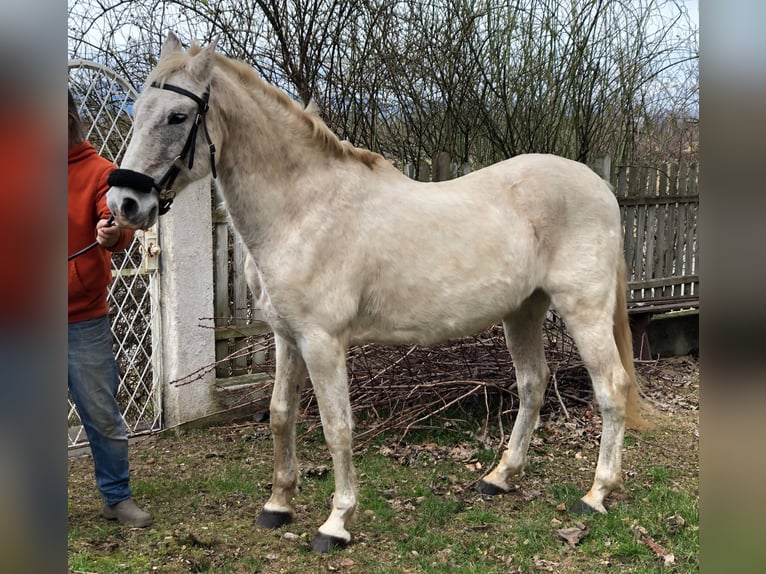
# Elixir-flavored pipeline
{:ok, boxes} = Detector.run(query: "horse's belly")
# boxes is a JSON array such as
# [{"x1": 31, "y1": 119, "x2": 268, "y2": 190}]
[
  {"x1": 350, "y1": 316, "x2": 499, "y2": 346},
  {"x1": 349, "y1": 289, "x2": 522, "y2": 346}
]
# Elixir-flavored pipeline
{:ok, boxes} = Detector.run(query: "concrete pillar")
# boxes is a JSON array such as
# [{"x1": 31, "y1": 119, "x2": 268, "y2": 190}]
[{"x1": 157, "y1": 178, "x2": 217, "y2": 427}]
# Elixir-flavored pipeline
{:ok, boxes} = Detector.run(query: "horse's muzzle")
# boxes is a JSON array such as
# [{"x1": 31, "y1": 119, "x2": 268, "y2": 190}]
[
  {"x1": 117, "y1": 202, "x2": 157, "y2": 230},
  {"x1": 106, "y1": 188, "x2": 159, "y2": 230}
]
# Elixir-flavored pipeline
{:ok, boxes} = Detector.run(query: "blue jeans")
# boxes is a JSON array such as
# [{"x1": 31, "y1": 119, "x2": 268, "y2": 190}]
[{"x1": 68, "y1": 315, "x2": 131, "y2": 506}]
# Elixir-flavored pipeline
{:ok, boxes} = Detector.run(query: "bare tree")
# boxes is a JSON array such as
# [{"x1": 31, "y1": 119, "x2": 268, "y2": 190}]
[{"x1": 68, "y1": 0, "x2": 698, "y2": 172}]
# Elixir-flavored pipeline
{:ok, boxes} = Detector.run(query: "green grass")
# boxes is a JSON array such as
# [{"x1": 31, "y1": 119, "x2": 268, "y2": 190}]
[{"x1": 69, "y1": 392, "x2": 698, "y2": 573}]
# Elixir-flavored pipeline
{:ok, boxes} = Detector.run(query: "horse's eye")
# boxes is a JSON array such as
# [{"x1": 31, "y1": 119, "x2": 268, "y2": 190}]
[{"x1": 168, "y1": 112, "x2": 187, "y2": 125}]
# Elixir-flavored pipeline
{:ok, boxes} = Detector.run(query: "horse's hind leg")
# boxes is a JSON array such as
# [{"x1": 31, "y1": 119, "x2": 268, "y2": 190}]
[
  {"x1": 554, "y1": 297, "x2": 631, "y2": 514},
  {"x1": 256, "y1": 334, "x2": 307, "y2": 528},
  {"x1": 480, "y1": 289, "x2": 551, "y2": 495}
]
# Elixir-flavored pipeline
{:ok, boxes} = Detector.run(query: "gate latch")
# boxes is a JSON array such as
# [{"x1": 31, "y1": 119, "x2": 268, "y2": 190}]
[{"x1": 140, "y1": 228, "x2": 161, "y2": 271}]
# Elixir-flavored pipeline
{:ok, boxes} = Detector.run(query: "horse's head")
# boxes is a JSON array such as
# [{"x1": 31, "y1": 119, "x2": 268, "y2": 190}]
[{"x1": 107, "y1": 32, "x2": 219, "y2": 230}]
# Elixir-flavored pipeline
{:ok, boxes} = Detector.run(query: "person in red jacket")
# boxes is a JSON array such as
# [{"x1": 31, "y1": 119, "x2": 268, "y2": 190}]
[{"x1": 68, "y1": 89, "x2": 151, "y2": 527}]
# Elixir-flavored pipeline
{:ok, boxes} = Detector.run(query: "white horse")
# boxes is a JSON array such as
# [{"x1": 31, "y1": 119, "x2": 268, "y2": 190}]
[{"x1": 107, "y1": 33, "x2": 648, "y2": 552}]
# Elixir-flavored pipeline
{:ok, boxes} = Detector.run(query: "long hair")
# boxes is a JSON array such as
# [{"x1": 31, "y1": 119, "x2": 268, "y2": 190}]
[{"x1": 68, "y1": 89, "x2": 85, "y2": 148}]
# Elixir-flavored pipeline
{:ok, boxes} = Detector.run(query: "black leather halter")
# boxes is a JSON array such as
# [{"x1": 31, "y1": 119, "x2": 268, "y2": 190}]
[{"x1": 107, "y1": 82, "x2": 217, "y2": 216}]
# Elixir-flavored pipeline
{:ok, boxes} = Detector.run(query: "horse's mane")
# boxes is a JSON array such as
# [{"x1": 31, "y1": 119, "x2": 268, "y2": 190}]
[{"x1": 148, "y1": 44, "x2": 381, "y2": 169}]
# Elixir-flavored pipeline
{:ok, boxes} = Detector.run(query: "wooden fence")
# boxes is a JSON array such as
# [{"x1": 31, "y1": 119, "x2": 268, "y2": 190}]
[
  {"x1": 211, "y1": 158, "x2": 698, "y2": 378},
  {"x1": 613, "y1": 162, "x2": 699, "y2": 310},
  {"x1": 212, "y1": 207, "x2": 272, "y2": 380}
]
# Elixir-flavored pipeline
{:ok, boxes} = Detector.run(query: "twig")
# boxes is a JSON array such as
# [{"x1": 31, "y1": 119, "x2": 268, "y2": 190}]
[{"x1": 552, "y1": 372, "x2": 570, "y2": 420}]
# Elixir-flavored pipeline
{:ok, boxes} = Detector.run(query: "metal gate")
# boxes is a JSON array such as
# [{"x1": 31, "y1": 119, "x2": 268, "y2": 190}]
[{"x1": 68, "y1": 60, "x2": 163, "y2": 447}]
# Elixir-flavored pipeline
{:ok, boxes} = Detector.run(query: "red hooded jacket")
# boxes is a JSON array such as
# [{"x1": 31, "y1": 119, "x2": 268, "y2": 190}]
[{"x1": 68, "y1": 141, "x2": 134, "y2": 323}]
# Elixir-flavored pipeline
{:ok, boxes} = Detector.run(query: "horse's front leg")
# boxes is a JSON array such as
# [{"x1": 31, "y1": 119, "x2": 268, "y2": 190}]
[
  {"x1": 299, "y1": 331, "x2": 357, "y2": 552},
  {"x1": 256, "y1": 334, "x2": 307, "y2": 529}
]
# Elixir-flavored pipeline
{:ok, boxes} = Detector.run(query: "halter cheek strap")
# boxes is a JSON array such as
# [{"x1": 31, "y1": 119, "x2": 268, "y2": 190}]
[
  {"x1": 154, "y1": 82, "x2": 218, "y2": 179},
  {"x1": 108, "y1": 82, "x2": 217, "y2": 216}
]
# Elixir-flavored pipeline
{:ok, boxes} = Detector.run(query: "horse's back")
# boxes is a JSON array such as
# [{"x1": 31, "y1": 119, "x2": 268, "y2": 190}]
[
  {"x1": 473, "y1": 154, "x2": 617, "y2": 216},
  {"x1": 485, "y1": 154, "x2": 621, "y2": 258},
  {"x1": 338, "y1": 154, "x2": 620, "y2": 345},
  {"x1": 427, "y1": 153, "x2": 621, "y2": 266}
]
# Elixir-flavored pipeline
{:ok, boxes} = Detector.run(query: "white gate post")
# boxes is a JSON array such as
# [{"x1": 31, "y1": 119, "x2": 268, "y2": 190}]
[{"x1": 157, "y1": 178, "x2": 217, "y2": 427}]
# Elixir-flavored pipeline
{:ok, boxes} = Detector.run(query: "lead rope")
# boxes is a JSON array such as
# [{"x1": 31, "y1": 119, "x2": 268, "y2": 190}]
[{"x1": 67, "y1": 214, "x2": 115, "y2": 261}]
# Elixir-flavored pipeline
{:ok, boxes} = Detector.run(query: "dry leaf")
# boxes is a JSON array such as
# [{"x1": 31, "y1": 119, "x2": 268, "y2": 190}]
[
  {"x1": 304, "y1": 465, "x2": 330, "y2": 478},
  {"x1": 666, "y1": 514, "x2": 686, "y2": 534},
  {"x1": 555, "y1": 524, "x2": 589, "y2": 546},
  {"x1": 522, "y1": 489, "x2": 541, "y2": 502},
  {"x1": 532, "y1": 556, "x2": 559, "y2": 571}
]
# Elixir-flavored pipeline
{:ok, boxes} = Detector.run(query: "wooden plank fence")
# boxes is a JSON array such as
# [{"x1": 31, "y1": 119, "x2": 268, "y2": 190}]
[
  {"x1": 211, "y1": 158, "x2": 698, "y2": 378},
  {"x1": 612, "y1": 162, "x2": 699, "y2": 310},
  {"x1": 212, "y1": 208, "x2": 271, "y2": 381},
  {"x1": 610, "y1": 161, "x2": 698, "y2": 360}
]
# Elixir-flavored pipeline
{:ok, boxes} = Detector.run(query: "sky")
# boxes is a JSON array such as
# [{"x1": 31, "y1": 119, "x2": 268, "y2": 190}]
[{"x1": 683, "y1": 0, "x2": 698, "y2": 26}]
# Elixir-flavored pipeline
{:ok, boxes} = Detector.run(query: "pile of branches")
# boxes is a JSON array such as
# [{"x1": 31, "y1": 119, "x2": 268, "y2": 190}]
[{"x1": 234, "y1": 313, "x2": 595, "y2": 449}]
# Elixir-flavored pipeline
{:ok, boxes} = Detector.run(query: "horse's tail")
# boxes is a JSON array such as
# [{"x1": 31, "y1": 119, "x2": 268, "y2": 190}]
[{"x1": 614, "y1": 255, "x2": 652, "y2": 430}]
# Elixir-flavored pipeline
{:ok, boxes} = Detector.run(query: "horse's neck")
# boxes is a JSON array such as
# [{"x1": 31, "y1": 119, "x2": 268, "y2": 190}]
[
  {"x1": 216, "y1": 86, "x2": 299, "y2": 183},
  {"x1": 213, "y1": 81, "x2": 332, "y2": 255},
  {"x1": 214, "y1": 91, "x2": 291, "y2": 199}
]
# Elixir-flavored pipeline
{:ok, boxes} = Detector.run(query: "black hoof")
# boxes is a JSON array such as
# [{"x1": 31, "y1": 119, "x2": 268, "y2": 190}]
[
  {"x1": 570, "y1": 499, "x2": 598, "y2": 515},
  {"x1": 311, "y1": 532, "x2": 349, "y2": 553},
  {"x1": 478, "y1": 480, "x2": 508, "y2": 496},
  {"x1": 256, "y1": 509, "x2": 293, "y2": 529}
]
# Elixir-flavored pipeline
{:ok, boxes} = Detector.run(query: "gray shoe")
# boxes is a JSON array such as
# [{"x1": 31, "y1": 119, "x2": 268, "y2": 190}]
[{"x1": 102, "y1": 498, "x2": 152, "y2": 528}]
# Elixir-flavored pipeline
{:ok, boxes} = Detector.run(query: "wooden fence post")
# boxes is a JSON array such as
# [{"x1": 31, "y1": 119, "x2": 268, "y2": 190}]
[
  {"x1": 592, "y1": 154, "x2": 612, "y2": 182},
  {"x1": 417, "y1": 158, "x2": 431, "y2": 182},
  {"x1": 157, "y1": 178, "x2": 217, "y2": 427},
  {"x1": 432, "y1": 151, "x2": 451, "y2": 182}
]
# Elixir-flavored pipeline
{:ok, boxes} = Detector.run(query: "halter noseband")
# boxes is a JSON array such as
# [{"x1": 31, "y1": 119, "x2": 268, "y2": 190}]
[{"x1": 107, "y1": 82, "x2": 217, "y2": 216}]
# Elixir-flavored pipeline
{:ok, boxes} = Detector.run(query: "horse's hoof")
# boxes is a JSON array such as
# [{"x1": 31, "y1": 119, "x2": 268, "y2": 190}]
[
  {"x1": 478, "y1": 479, "x2": 508, "y2": 496},
  {"x1": 311, "y1": 532, "x2": 349, "y2": 553},
  {"x1": 570, "y1": 499, "x2": 599, "y2": 515},
  {"x1": 256, "y1": 509, "x2": 293, "y2": 529}
]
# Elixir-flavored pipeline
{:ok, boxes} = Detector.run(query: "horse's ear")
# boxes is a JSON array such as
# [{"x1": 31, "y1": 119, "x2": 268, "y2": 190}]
[
  {"x1": 189, "y1": 40, "x2": 217, "y2": 82},
  {"x1": 160, "y1": 32, "x2": 184, "y2": 60}
]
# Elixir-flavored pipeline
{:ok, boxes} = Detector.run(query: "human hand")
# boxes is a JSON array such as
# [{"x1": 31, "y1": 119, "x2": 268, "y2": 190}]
[{"x1": 95, "y1": 218, "x2": 120, "y2": 248}]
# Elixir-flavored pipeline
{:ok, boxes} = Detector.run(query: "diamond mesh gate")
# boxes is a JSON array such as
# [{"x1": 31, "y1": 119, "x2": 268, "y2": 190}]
[{"x1": 68, "y1": 60, "x2": 163, "y2": 447}]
